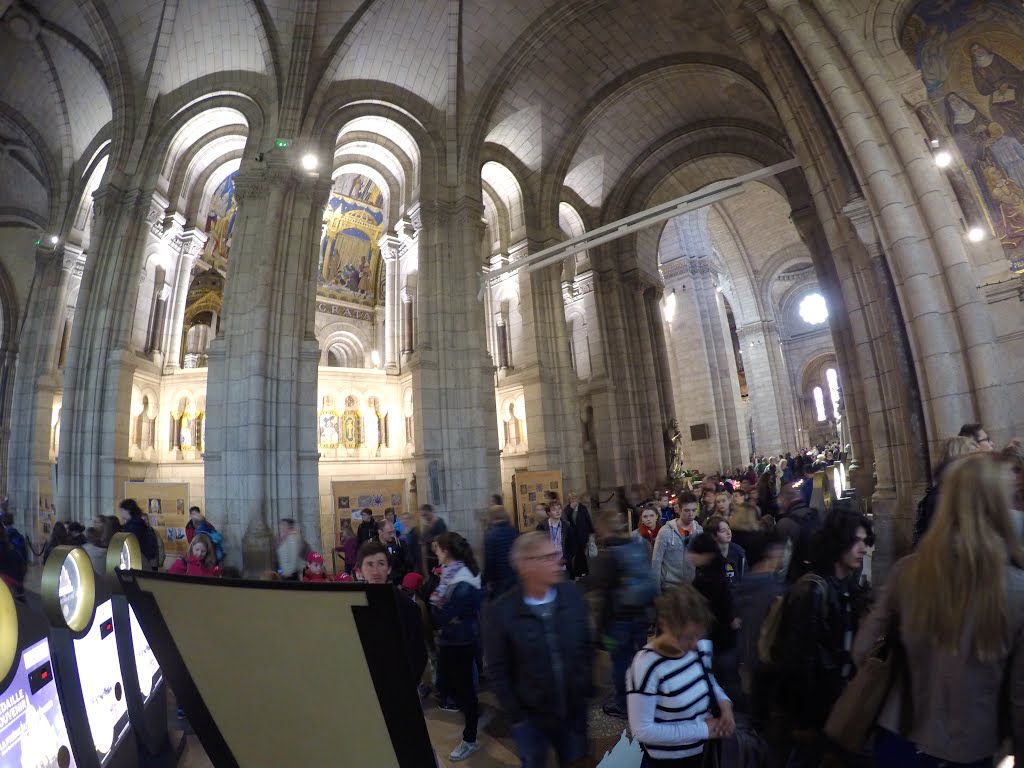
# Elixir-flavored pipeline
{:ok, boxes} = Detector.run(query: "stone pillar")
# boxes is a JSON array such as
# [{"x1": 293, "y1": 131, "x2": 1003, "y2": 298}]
[
  {"x1": 58, "y1": 183, "x2": 156, "y2": 522},
  {"x1": 7, "y1": 245, "x2": 85, "y2": 525},
  {"x1": 379, "y1": 233, "x2": 401, "y2": 374},
  {"x1": 736, "y1": 320, "x2": 789, "y2": 457},
  {"x1": 204, "y1": 159, "x2": 328, "y2": 572},
  {"x1": 405, "y1": 199, "x2": 500, "y2": 542},
  {"x1": 163, "y1": 229, "x2": 206, "y2": 372}
]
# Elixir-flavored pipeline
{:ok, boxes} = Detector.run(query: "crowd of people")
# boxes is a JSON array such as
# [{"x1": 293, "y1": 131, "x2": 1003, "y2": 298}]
[{"x1": 2, "y1": 421, "x2": 1022, "y2": 767}]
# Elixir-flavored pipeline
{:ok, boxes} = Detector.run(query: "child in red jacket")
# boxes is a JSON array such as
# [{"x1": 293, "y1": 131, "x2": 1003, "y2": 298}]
[
  {"x1": 168, "y1": 533, "x2": 221, "y2": 578},
  {"x1": 302, "y1": 551, "x2": 333, "y2": 582}
]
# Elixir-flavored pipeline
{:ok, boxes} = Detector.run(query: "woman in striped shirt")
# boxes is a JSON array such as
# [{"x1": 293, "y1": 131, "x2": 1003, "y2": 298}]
[{"x1": 627, "y1": 584, "x2": 735, "y2": 767}]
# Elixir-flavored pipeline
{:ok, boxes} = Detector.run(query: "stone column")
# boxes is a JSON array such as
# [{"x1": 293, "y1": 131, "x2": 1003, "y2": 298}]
[
  {"x1": 379, "y1": 233, "x2": 401, "y2": 374},
  {"x1": 203, "y1": 158, "x2": 329, "y2": 572},
  {"x1": 6, "y1": 244, "x2": 77, "y2": 523},
  {"x1": 163, "y1": 229, "x2": 206, "y2": 372},
  {"x1": 58, "y1": 183, "x2": 155, "y2": 522},
  {"x1": 404, "y1": 199, "x2": 500, "y2": 542}
]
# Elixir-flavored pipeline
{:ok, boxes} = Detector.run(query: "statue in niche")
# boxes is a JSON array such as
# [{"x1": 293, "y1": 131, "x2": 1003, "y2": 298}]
[
  {"x1": 179, "y1": 413, "x2": 194, "y2": 449},
  {"x1": 368, "y1": 397, "x2": 387, "y2": 456},
  {"x1": 319, "y1": 396, "x2": 340, "y2": 448},
  {"x1": 665, "y1": 419, "x2": 686, "y2": 482},
  {"x1": 364, "y1": 397, "x2": 380, "y2": 454},
  {"x1": 341, "y1": 395, "x2": 362, "y2": 449}
]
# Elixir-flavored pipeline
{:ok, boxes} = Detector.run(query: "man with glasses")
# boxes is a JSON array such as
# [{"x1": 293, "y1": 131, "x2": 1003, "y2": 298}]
[
  {"x1": 485, "y1": 532, "x2": 594, "y2": 767},
  {"x1": 651, "y1": 490, "x2": 703, "y2": 592},
  {"x1": 959, "y1": 422, "x2": 995, "y2": 451}
]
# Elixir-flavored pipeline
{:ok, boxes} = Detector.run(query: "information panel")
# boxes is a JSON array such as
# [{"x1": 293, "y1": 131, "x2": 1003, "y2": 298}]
[
  {"x1": 123, "y1": 481, "x2": 191, "y2": 558},
  {"x1": 512, "y1": 470, "x2": 564, "y2": 531},
  {"x1": 73, "y1": 600, "x2": 130, "y2": 758},
  {"x1": 0, "y1": 638, "x2": 77, "y2": 768}
]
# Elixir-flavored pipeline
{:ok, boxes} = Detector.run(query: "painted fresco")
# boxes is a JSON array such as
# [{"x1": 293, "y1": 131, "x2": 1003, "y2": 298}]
[
  {"x1": 203, "y1": 171, "x2": 237, "y2": 271},
  {"x1": 902, "y1": 0, "x2": 1024, "y2": 273},
  {"x1": 318, "y1": 175, "x2": 386, "y2": 304}
]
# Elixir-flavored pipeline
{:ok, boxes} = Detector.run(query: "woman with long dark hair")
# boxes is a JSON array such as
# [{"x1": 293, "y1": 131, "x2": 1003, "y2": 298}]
[
  {"x1": 855, "y1": 454, "x2": 1024, "y2": 766},
  {"x1": 41, "y1": 521, "x2": 71, "y2": 564},
  {"x1": 430, "y1": 532, "x2": 484, "y2": 763}
]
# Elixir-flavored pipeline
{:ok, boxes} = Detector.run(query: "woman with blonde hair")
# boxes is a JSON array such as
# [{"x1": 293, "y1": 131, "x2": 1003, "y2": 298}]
[
  {"x1": 854, "y1": 453, "x2": 1024, "y2": 766},
  {"x1": 728, "y1": 503, "x2": 761, "y2": 555},
  {"x1": 168, "y1": 532, "x2": 220, "y2": 577},
  {"x1": 912, "y1": 435, "x2": 978, "y2": 547}
]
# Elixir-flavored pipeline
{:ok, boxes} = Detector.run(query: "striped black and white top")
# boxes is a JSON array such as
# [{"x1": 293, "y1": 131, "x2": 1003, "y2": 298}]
[{"x1": 626, "y1": 639, "x2": 728, "y2": 762}]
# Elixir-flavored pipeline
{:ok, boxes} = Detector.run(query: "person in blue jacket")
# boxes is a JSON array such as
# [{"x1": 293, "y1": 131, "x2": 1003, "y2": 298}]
[
  {"x1": 483, "y1": 504, "x2": 519, "y2": 601},
  {"x1": 430, "y1": 532, "x2": 484, "y2": 763}
]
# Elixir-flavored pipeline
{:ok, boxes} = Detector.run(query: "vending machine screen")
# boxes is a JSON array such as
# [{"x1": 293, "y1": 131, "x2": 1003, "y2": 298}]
[
  {"x1": 73, "y1": 600, "x2": 130, "y2": 758},
  {"x1": 0, "y1": 638, "x2": 77, "y2": 768}
]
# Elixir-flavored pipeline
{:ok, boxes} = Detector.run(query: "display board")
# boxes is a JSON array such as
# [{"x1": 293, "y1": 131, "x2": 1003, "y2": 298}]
[
  {"x1": 123, "y1": 482, "x2": 190, "y2": 557},
  {"x1": 326, "y1": 478, "x2": 409, "y2": 551},
  {"x1": 118, "y1": 571, "x2": 436, "y2": 768},
  {"x1": 0, "y1": 636, "x2": 78, "y2": 768},
  {"x1": 512, "y1": 470, "x2": 564, "y2": 531}
]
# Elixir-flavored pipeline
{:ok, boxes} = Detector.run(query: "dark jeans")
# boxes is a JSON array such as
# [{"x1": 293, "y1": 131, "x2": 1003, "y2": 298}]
[
  {"x1": 609, "y1": 619, "x2": 649, "y2": 710},
  {"x1": 875, "y1": 729, "x2": 994, "y2": 768},
  {"x1": 439, "y1": 644, "x2": 479, "y2": 743},
  {"x1": 511, "y1": 710, "x2": 588, "y2": 767}
]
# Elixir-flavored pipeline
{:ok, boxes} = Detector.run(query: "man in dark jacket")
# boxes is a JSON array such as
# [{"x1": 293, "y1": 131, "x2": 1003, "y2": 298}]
[
  {"x1": 120, "y1": 499, "x2": 158, "y2": 564},
  {"x1": 486, "y1": 532, "x2": 594, "y2": 768},
  {"x1": 377, "y1": 519, "x2": 409, "y2": 584},
  {"x1": 482, "y1": 505, "x2": 519, "y2": 600},
  {"x1": 564, "y1": 493, "x2": 593, "y2": 577},
  {"x1": 585, "y1": 510, "x2": 656, "y2": 719},
  {"x1": 775, "y1": 510, "x2": 873, "y2": 767},
  {"x1": 776, "y1": 482, "x2": 821, "y2": 583},
  {"x1": 356, "y1": 507, "x2": 377, "y2": 547},
  {"x1": 536, "y1": 500, "x2": 577, "y2": 578}
]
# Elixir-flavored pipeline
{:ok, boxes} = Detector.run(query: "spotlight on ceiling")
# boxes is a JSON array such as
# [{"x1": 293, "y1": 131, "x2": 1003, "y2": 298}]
[
  {"x1": 933, "y1": 150, "x2": 953, "y2": 168},
  {"x1": 715, "y1": 285, "x2": 723, "y2": 293},
  {"x1": 49, "y1": 235, "x2": 59, "y2": 245},
  {"x1": 967, "y1": 226, "x2": 986, "y2": 243},
  {"x1": 300, "y1": 153, "x2": 318, "y2": 171}
]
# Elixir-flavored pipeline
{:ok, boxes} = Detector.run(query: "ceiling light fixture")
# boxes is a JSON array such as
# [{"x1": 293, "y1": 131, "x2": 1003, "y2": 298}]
[
  {"x1": 300, "y1": 153, "x2": 318, "y2": 171},
  {"x1": 49, "y1": 235, "x2": 59, "y2": 245},
  {"x1": 933, "y1": 150, "x2": 952, "y2": 168},
  {"x1": 967, "y1": 226, "x2": 986, "y2": 243}
]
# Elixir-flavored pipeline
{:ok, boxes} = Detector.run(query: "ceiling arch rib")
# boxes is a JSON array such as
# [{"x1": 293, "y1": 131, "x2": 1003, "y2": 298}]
[
  {"x1": 481, "y1": 161, "x2": 527, "y2": 244},
  {"x1": 167, "y1": 130, "x2": 248, "y2": 213},
  {"x1": 158, "y1": 106, "x2": 250, "y2": 191}
]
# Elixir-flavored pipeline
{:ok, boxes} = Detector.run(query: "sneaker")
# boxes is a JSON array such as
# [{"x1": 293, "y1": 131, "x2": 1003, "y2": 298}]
[
  {"x1": 433, "y1": 696, "x2": 460, "y2": 712},
  {"x1": 449, "y1": 740, "x2": 480, "y2": 762},
  {"x1": 602, "y1": 701, "x2": 628, "y2": 719}
]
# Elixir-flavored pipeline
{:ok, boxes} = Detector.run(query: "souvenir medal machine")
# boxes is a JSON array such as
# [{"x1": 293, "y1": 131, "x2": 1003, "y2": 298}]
[
  {"x1": 105, "y1": 534, "x2": 167, "y2": 756},
  {"x1": 0, "y1": 576, "x2": 78, "y2": 768},
  {"x1": 41, "y1": 545, "x2": 137, "y2": 768}
]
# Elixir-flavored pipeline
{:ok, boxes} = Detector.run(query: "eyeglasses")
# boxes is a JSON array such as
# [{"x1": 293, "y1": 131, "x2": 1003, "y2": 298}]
[{"x1": 524, "y1": 552, "x2": 561, "y2": 562}]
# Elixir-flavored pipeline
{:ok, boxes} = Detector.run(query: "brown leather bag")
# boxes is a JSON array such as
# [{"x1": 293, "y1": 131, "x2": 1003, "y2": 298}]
[{"x1": 824, "y1": 613, "x2": 911, "y2": 752}]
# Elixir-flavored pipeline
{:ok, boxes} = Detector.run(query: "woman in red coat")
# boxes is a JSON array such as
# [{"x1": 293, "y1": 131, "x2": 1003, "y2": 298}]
[{"x1": 168, "y1": 533, "x2": 220, "y2": 578}]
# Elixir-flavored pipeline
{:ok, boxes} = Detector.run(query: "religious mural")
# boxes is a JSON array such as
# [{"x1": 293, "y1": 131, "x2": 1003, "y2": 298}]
[
  {"x1": 902, "y1": 0, "x2": 1024, "y2": 273},
  {"x1": 318, "y1": 175, "x2": 386, "y2": 304},
  {"x1": 203, "y1": 172, "x2": 237, "y2": 271}
]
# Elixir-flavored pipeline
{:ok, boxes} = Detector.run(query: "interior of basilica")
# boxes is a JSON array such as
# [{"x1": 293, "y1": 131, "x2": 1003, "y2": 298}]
[{"x1": 0, "y1": 0, "x2": 1021, "y2": 576}]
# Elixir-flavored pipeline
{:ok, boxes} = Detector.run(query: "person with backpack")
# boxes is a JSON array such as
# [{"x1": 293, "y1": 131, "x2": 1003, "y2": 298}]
[
  {"x1": 120, "y1": 499, "x2": 159, "y2": 566},
  {"x1": 768, "y1": 508, "x2": 873, "y2": 768},
  {"x1": 587, "y1": 510, "x2": 659, "y2": 719},
  {"x1": 775, "y1": 481, "x2": 821, "y2": 583}
]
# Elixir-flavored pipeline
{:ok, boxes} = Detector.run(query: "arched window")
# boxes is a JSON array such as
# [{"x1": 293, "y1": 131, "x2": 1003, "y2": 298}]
[
  {"x1": 826, "y1": 368, "x2": 841, "y2": 419},
  {"x1": 813, "y1": 387, "x2": 827, "y2": 422}
]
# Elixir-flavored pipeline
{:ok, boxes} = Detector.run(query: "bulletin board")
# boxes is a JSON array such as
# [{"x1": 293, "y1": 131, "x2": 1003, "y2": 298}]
[
  {"x1": 326, "y1": 479, "x2": 411, "y2": 568},
  {"x1": 512, "y1": 470, "x2": 564, "y2": 531},
  {"x1": 124, "y1": 482, "x2": 190, "y2": 557}
]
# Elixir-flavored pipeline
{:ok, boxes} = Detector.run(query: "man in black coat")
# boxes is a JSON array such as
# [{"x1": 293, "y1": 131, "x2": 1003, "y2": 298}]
[
  {"x1": 485, "y1": 532, "x2": 594, "y2": 767},
  {"x1": 564, "y1": 493, "x2": 593, "y2": 577}
]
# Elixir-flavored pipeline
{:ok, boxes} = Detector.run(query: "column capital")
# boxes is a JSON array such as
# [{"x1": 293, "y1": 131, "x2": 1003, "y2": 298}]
[{"x1": 841, "y1": 196, "x2": 881, "y2": 252}]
